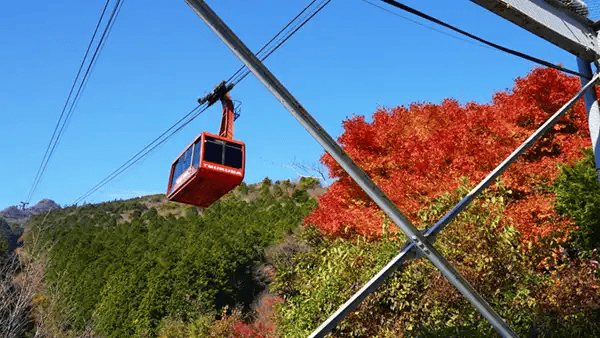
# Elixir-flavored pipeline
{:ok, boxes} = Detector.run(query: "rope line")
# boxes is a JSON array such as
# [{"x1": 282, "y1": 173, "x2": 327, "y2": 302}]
[
  {"x1": 26, "y1": 0, "x2": 124, "y2": 204},
  {"x1": 371, "y1": 0, "x2": 588, "y2": 78}
]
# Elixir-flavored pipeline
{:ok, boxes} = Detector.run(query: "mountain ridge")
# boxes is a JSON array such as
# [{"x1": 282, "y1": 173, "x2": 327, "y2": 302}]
[
  {"x1": 0, "y1": 199, "x2": 60, "y2": 253},
  {"x1": 1, "y1": 199, "x2": 60, "y2": 220}
]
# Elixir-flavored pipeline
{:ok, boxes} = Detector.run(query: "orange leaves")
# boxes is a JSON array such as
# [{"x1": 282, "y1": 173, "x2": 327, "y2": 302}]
[
  {"x1": 305, "y1": 182, "x2": 384, "y2": 239},
  {"x1": 309, "y1": 67, "x2": 592, "y2": 240},
  {"x1": 503, "y1": 194, "x2": 575, "y2": 242}
]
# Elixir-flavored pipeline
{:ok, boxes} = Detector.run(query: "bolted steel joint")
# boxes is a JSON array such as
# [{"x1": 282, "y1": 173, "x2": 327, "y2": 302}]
[{"x1": 401, "y1": 230, "x2": 435, "y2": 260}]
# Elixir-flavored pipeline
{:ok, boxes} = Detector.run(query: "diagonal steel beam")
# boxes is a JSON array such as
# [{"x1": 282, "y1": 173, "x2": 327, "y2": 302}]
[
  {"x1": 184, "y1": 0, "x2": 517, "y2": 336},
  {"x1": 309, "y1": 71, "x2": 600, "y2": 337}
]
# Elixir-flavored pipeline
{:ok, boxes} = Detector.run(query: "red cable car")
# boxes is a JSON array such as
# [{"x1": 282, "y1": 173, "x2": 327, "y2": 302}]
[{"x1": 166, "y1": 90, "x2": 245, "y2": 207}]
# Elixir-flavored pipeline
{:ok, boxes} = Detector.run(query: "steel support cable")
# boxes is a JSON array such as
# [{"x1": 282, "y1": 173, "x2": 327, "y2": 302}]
[
  {"x1": 30, "y1": 0, "x2": 124, "y2": 203},
  {"x1": 37, "y1": 0, "x2": 125, "y2": 193},
  {"x1": 57, "y1": 0, "x2": 125, "y2": 141},
  {"x1": 374, "y1": 0, "x2": 588, "y2": 79},
  {"x1": 226, "y1": 0, "x2": 319, "y2": 84},
  {"x1": 228, "y1": 0, "x2": 323, "y2": 84},
  {"x1": 309, "y1": 71, "x2": 600, "y2": 338},
  {"x1": 228, "y1": 0, "x2": 331, "y2": 86},
  {"x1": 27, "y1": 0, "x2": 124, "y2": 204},
  {"x1": 361, "y1": 0, "x2": 492, "y2": 47},
  {"x1": 73, "y1": 0, "x2": 331, "y2": 204},
  {"x1": 73, "y1": 104, "x2": 206, "y2": 204},
  {"x1": 26, "y1": 0, "x2": 113, "y2": 204}
]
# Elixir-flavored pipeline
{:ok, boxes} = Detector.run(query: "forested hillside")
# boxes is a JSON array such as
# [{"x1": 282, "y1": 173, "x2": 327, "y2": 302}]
[
  {"x1": 6, "y1": 67, "x2": 600, "y2": 337},
  {"x1": 20, "y1": 179, "x2": 318, "y2": 337}
]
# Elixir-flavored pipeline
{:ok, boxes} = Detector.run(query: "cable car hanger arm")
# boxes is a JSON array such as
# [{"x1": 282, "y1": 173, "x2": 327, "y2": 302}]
[{"x1": 197, "y1": 80, "x2": 236, "y2": 140}]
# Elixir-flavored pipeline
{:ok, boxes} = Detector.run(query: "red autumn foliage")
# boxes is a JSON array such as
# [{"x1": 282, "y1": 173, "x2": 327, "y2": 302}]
[
  {"x1": 227, "y1": 294, "x2": 282, "y2": 338},
  {"x1": 502, "y1": 194, "x2": 575, "y2": 242},
  {"x1": 307, "y1": 67, "x2": 594, "y2": 240}
]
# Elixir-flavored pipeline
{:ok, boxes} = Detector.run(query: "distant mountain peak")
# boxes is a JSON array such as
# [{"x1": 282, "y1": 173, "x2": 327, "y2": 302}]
[{"x1": 1, "y1": 199, "x2": 60, "y2": 219}]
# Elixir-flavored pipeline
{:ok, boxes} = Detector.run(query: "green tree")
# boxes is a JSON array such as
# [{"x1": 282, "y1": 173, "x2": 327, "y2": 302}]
[
  {"x1": 299, "y1": 177, "x2": 320, "y2": 189},
  {"x1": 260, "y1": 177, "x2": 273, "y2": 200},
  {"x1": 261, "y1": 177, "x2": 272, "y2": 186},
  {"x1": 554, "y1": 149, "x2": 600, "y2": 252},
  {"x1": 292, "y1": 189, "x2": 309, "y2": 203},
  {"x1": 237, "y1": 182, "x2": 249, "y2": 195},
  {"x1": 0, "y1": 236, "x2": 7, "y2": 254}
]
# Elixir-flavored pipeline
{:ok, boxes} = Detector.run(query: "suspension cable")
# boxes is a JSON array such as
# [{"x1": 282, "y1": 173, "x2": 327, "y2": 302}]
[
  {"x1": 229, "y1": 0, "x2": 331, "y2": 86},
  {"x1": 369, "y1": 0, "x2": 588, "y2": 78},
  {"x1": 26, "y1": 0, "x2": 125, "y2": 204},
  {"x1": 226, "y1": 0, "x2": 319, "y2": 85},
  {"x1": 73, "y1": 104, "x2": 206, "y2": 204}
]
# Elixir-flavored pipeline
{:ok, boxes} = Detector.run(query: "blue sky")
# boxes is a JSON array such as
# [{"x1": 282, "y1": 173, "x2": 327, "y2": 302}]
[{"x1": 0, "y1": 0, "x2": 581, "y2": 209}]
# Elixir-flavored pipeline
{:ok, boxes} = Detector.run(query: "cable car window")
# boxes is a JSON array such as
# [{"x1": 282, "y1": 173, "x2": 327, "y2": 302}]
[
  {"x1": 203, "y1": 137, "x2": 224, "y2": 164},
  {"x1": 170, "y1": 158, "x2": 182, "y2": 190},
  {"x1": 182, "y1": 146, "x2": 193, "y2": 169},
  {"x1": 192, "y1": 139, "x2": 201, "y2": 168},
  {"x1": 224, "y1": 143, "x2": 243, "y2": 169},
  {"x1": 170, "y1": 145, "x2": 194, "y2": 192}
]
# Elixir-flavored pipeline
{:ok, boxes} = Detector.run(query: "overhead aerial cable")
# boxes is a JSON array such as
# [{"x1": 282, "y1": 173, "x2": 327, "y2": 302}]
[
  {"x1": 26, "y1": 0, "x2": 124, "y2": 204},
  {"x1": 72, "y1": 104, "x2": 206, "y2": 205},
  {"x1": 228, "y1": 0, "x2": 331, "y2": 86},
  {"x1": 72, "y1": 0, "x2": 331, "y2": 204},
  {"x1": 367, "y1": 0, "x2": 588, "y2": 78}
]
